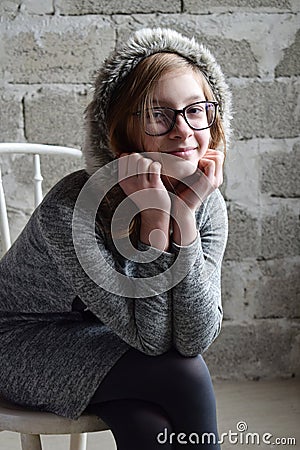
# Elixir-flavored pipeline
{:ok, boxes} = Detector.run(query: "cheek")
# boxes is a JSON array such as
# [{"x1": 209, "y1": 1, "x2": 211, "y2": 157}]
[
  {"x1": 195, "y1": 130, "x2": 210, "y2": 150},
  {"x1": 141, "y1": 135, "x2": 162, "y2": 152}
]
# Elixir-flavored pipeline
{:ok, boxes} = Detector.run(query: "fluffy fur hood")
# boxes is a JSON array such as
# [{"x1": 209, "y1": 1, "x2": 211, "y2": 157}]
[{"x1": 83, "y1": 27, "x2": 232, "y2": 175}]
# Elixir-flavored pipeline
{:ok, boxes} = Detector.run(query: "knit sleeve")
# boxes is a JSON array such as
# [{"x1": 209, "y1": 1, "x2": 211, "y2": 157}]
[
  {"x1": 37, "y1": 189, "x2": 173, "y2": 357},
  {"x1": 170, "y1": 189, "x2": 228, "y2": 356}
]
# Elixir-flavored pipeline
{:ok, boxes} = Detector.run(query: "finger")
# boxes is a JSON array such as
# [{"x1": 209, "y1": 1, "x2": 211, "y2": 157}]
[
  {"x1": 198, "y1": 158, "x2": 216, "y2": 179},
  {"x1": 214, "y1": 160, "x2": 224, "y2": 185},
  {"x1": 201, "y1": 150, "x2": 224, "y2": 162},
  {"x1": 202, "y1": 154, "x2": 224, "y2": 163},
  {"x1": 127, "y1": 153, "x2": 140, "y2": 178},
  {"x1": 200, "y1": 158, "x2": 224, "y2": 188},
  {"x1": 137, "y1": 156, "x2": 151, "y2": 182},
  {"x1": 148, "y1": 161, "x2": 162, "y2": 184},
  {"x1": 202, "y1": 151, "x2": 224, "y2": 180},
  {"x1": 203, "y1": 149, "x2": 224, "y2": 156},
  {"x1": 200, "y1": 155, "x2": 224, "y2": 179},
  {"x1": 202, "y1": 150, "x2": 225, "y2": 165},
  {"x1": 199, "y1": 152, "x2": 222, "y2": 163}
]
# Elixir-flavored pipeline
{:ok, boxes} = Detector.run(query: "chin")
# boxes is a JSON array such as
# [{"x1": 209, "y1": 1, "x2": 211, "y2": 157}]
[
  {"x1": 160, "y1": 154, "x2": 198, "y2": 182},
  {"x1": 144, "y1": 151, "x2": 197, "y2": 177}
]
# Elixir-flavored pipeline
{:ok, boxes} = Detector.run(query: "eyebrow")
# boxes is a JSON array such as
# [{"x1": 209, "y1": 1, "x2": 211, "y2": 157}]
[{"x1": 152, "y1": 95, "x2": 206, "y2": 107}]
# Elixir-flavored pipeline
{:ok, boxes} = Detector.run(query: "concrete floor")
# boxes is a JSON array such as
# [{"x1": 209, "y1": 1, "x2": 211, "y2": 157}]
[{"x1": 0, "y1": 378, "x2": 299, "y2": 449}]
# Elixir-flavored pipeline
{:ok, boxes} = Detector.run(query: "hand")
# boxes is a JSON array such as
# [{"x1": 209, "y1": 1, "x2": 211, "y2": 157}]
[
  {"x1": 118, "y1": 153, "x2": 171, "y2": 251},
  {"x1": 171, "y1": 149, "x2": 224, "y2": 246},
  {"x1": 198, "y1": 148, "x2": 224, "y2": 192},
  {"x1": 173, "y1": 149, "x2": 224, "y2": 213},
  {"x1": 118, "y1": 153, "x2": 171, "y2": 214}
]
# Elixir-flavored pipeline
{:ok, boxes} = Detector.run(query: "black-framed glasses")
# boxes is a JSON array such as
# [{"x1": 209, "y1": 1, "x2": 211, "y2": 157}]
[{"x1": 134, "y1": 101, "x2": 218, "y2": 136}]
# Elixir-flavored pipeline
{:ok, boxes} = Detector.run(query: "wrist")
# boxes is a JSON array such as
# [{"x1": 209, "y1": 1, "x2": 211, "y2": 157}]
[
  {"x1": 140, "y1": 209, "x2": 171, "y2": 251},
  {"x1": 141, "y1": 207, "x2": 170, "y2": 222},
  {"x1": 172, "y1": 210, "x2": 197, "y2": 247}
]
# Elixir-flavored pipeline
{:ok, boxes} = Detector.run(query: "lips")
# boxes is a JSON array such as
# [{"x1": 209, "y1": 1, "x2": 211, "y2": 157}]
[{"x1": 168, "y1": 147, "x2": 197, "y2": 157}]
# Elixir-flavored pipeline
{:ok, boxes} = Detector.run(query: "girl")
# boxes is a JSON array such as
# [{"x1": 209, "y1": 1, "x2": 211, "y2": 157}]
[{"x1": 0, "y1": 28, "x2": 232, "y2": 449}]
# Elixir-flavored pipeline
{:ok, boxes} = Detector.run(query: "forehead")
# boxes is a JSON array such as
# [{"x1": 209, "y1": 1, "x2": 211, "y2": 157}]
[{"x1": 153, "y1": 68, "x2": 206, "y2": 106}]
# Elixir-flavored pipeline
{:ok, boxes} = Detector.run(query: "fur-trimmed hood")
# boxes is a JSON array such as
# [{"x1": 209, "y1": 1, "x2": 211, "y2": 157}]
[{"x1": 83, "y1": 27, "x2": 232, "y2": 175}]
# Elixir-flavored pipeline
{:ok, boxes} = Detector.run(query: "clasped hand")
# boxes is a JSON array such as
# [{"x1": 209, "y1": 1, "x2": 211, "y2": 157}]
[{"x1": 118, "y1": 150, "x2": 224, "y2": 248}]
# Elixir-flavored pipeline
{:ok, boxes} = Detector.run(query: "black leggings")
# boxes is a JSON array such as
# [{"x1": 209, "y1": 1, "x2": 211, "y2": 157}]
[{"x1": 87, "y1": 348, "x2": 221, "y2": 450}]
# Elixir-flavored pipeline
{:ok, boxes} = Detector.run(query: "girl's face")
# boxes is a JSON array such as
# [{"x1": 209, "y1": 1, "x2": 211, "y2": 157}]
[{"x1": 137, "y1": 69, "x2": 211, "y2": 185}]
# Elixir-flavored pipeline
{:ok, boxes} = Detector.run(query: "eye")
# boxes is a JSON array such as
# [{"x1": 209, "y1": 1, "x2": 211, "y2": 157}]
[
  {"x1": 186, "y1": 105, "x2": 205, "y2": 116},
  {"x1": 152, "y1": 110, "x2": 164, "y2": 120},
  {"x1": 146, "y1": 109, "x2": 164, "y2": 121},
  {"x1": 146, "y1": 109, "x2": 173, "y2": 126}
]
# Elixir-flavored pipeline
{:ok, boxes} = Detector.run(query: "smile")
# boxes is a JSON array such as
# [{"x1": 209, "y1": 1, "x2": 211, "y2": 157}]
[{"x1": 168, "y1": 147, "x2": 197, "y2": 157}]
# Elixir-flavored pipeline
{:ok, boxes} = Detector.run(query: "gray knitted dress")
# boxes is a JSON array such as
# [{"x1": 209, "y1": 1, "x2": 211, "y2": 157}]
[{"x1": 0, "y1": 28, "x2": 231, "y2": 420}]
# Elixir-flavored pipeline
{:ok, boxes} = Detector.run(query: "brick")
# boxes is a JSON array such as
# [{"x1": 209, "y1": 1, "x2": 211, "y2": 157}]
[
  {"x1": 254, "y1": 320, "x2": 300, "y2": 378},
  {"x1": 0, "y1": 1, "x2": 19, "y2": 17},
  {"x1": 261, "y1": 143, "x2": 300, "y2": 198},
  {"x1": 224, "y1": 139, "x2": 260, "y2": 212},
  {"x1": 24, "y1": 87, "x2": 88, "y2": 148},
  {"x1": 116, "y1": 17, "x2": 258, "y2": 78},
  {"x1": 224, "y1": 203, "x2": 260, "y2": 260},
  {"x1": 183, "y1": 0, "x2": 292, "y2": 13},
  {"x1": 275, "y1": 29, "x2": 300, "y2": 77},
  {"x1": 197, "y1": 37, "x2": 258, "y2": 78},
  {"x1": 20, "y1": 0, "x2": 54, "y2": 14},
  {"x1": 231, "y1": 81, "x2": 300, "y2": 140},
  {"x1": 261, "y1": 204, "x2": 300, "y2": 259},
  {"x1": 2, "y1": 17, "x2": 115, "y2": 84},
  {"x1": 221, "y1": 260, "x2": 261, "y2": 321},
  {"x1": 56, "y1": 0, "x2": 181, "y2": 14},
  {"x1": 256, "y1": 258, "x2": 300, "y2": 319},
  {"x1": 205, "y1": 320, "x2": 300, "y2": 379},
  {"x1": 0, "y1": 90, "x2": 24, "y2": 142},
  {"x1": 222, "y1": 258, "x2": 300, "y2": 321},
  {"x1": 205, "y1": 322, "x2": 257, "y2": 379}
]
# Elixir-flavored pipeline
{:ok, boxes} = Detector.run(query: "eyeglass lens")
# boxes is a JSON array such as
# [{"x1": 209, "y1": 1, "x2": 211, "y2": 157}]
[{"x1": 144, "y1": 102, "x2": 216, "y2": 136}]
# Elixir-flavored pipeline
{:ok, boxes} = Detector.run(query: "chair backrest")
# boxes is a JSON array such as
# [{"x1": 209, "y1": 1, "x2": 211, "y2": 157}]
[{"x1": 0, "y1": 143, "x2": 82, "y2": 254}]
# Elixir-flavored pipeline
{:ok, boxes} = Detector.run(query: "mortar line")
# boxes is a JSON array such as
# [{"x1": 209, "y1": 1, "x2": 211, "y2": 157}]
[{"x1": 21, "y1": 96, "x2": 28, "y2": 141}]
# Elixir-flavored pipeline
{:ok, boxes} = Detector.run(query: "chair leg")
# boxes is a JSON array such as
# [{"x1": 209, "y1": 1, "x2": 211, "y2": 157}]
[
  {"x1": 20, "y1": 433, "x2": 42, "y2": 450},
  {"x1": 70, "y1": 432, "x2": 87, "y2": 450}
]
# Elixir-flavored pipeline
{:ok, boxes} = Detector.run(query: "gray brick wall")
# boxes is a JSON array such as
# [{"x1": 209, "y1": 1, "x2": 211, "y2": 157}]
[{"x1": 0, "y1": 0, "x2": 299, "y2": 380}]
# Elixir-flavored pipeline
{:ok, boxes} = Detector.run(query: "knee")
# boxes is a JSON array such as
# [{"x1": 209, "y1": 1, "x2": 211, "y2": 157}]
[{"x1": 156, "y1": 349, "x2": 213, "y2": 395}]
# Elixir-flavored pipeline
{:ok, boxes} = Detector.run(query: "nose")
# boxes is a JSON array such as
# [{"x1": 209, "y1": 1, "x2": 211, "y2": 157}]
[{"x1": 168, "y1": 113, "x2": 193, "y2": 139}]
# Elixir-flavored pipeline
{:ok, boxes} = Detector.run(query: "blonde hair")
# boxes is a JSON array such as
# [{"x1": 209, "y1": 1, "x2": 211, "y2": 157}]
[{"x1": 107, "y1": 52, "x2": 226, "y2": 157}]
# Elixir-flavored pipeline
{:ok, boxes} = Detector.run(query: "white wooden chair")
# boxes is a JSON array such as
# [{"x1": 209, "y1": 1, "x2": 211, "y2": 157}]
[{"x1": 0, "y1": 143, "x2": 110, "y2": 449}]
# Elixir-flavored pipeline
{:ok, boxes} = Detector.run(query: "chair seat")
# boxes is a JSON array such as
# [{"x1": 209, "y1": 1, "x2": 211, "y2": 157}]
[{"x1": 0, "y1": 397, "x2": 108, "y2": 435}]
